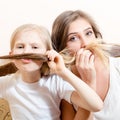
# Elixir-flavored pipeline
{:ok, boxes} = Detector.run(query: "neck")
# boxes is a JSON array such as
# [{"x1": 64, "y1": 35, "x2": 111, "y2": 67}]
[
  {"x1": 95, "y1": 57, "x2": 110, "y2": 100},
  {"x1": 21, "y1": 70, "x2": 41, "y2": 83},
  {"x1": 95, "y1": 56, "x2": 109, "y2": 74}
]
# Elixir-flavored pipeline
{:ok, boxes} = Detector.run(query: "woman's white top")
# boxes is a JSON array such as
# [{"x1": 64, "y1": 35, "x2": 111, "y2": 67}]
[{"x1": 94, "y1": 57, "x2": 120, "y2": 120}]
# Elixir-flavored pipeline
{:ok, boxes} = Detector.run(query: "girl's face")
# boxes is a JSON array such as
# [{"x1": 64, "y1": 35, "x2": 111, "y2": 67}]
[
  {"x1": 66, "y1": 18, "x2": 96, "y2": 53},
  {"x1": 11, "y1": 30, "x2": 47, "y2": 72}
]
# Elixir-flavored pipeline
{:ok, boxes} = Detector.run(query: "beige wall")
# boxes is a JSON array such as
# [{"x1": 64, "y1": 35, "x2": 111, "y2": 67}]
[{"x1": 0, "y1": 0, "x2": 120, "y2": 55}]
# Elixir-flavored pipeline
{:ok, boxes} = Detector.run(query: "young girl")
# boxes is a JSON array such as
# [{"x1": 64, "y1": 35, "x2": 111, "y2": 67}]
[{"x1": 0, "y1": 24, "x2": 103, "y2": 120}]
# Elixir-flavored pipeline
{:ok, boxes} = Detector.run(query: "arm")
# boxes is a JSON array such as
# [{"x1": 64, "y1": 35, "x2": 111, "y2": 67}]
[
  {"x1": 60, "y1": 68, "x2": 102, "y2": 112},
  {"x1": 60, "y1": 100, "x2": 93, "y2": 120},
  {"x1": 46, "y1": 50, "x2": 103, "y2": 112},
  {"x1": 73, "y1": 49, "x2": 96, "y2": 119},
  {"x1": 74, "y1": 107, "x2": 93, "y2": 120},
  {"x1": 60, "y1": 99, "x2": 76, "y2": 120}
]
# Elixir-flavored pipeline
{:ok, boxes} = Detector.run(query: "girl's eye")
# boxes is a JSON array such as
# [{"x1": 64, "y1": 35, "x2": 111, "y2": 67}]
[
  {"x1": 16, "y1": 45, "x2": 24, "y2": 49},
  {"x1": 32, "y1": 46, "x2": 38, "y2": 49}
]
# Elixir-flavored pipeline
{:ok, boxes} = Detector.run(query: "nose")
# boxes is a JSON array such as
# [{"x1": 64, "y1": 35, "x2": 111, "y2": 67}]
[
  {"x1": 80, "y1": 36, "x2": 88, "y2": 48},
  {"x1": 23, "y1": 46, "x2": 31, "y2": 53}
]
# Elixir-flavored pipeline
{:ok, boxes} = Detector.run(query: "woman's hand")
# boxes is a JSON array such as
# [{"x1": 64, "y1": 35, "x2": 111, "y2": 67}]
[
  {"x1": 46, "y1": 49, "x2": 66, "y2": 74},
  {"x1": 75, "y1": 48, "x2": 96, "y2": 88}
]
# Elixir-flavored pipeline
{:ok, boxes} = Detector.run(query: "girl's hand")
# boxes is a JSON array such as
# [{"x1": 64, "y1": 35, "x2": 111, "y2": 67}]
[
  {"x1": 46, "y1": 50, "x2": 66, "y2": 74},
  {"x1": 75, "y1": 49, "x2": 96, "y2": 88}
]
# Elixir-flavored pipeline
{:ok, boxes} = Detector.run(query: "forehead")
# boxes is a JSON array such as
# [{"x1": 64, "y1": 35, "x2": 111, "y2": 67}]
[
  {"x1": 68, "y1": 18, "x2": 92, "y2": 33},
  {"x1": 15, "y1": 30, "x2": 43, "y2": 42}
]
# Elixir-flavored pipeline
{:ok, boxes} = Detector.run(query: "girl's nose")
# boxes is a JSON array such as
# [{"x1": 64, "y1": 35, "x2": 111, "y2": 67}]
[{"x1": 23, "y1": 47, "x2": 31, "y2": 53}]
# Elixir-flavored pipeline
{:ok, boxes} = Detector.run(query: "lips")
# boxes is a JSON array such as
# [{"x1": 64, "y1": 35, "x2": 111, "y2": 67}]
[{"x1": 21, "y1": 59, "x2": 32, "y2": 63}]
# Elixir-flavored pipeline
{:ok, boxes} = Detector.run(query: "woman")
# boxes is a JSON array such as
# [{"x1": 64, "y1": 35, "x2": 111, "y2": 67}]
[{"x1": 51, "y1": 10, "x2": 120, "y2": 120}]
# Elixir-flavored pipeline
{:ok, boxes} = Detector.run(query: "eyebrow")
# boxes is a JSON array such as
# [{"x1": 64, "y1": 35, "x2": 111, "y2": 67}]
[
  {"x1": 84, "y1": 27, "x2": 93, "y2": 31},
  {"x1": 66, "y1": 32, "x2": 78, "y2": 38},
  {"x1": 67, "y1": 27, "x2": 93, "y2": 37}
]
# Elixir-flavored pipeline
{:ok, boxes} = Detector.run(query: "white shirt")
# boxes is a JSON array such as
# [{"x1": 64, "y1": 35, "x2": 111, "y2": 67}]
[
  {"x1": 93, "y1": 57, "x2": 120, "y2": 120},
  {"x1": 0, "y1": 73, "x2": 74, "y2": 120}
]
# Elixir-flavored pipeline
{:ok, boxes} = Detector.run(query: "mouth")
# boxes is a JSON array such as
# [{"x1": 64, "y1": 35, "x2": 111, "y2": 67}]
[{"x1": 21, "y1": 59, "x2": 32, "y2": 63}]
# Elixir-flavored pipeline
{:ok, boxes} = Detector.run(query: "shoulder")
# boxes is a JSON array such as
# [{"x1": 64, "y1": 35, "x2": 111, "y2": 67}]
[
  {"x1": 0, "y1": 74, "x2": 17, "y2": 85},
  {"x1": 42, "y1": 74, "x2": 72, "y2": 88},
  {"x1": 0, "y1": 74, "x2": 17, "y2": 97},
  {"x1": 109, "y1": 57, "x2": 120, "y2": 74},
  {"x1": 43, "y1": 74, "x2": 64, "y2": 83},
  {"x1": 0, "y1": 74, "x2": 14, "y2": 80},
  {"x1": 109, "y1": 57, "x2": 120, "y2": 67}
]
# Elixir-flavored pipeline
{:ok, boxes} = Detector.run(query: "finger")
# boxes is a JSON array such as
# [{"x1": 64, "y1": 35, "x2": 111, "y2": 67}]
[
  {"x1": 83, "y1": 50, "x2": 93, "y2": 65},
  {"x1": 89, "y1": 54, "x2": 95, "y2": 65},
  {"x1": 78, "y1": 50, "x2": 91, "y2": 66},
  {"x1": 46, "y1": 50, "x2": 55, "y2": 61},
  {"x1": 76, "y1": 49, "x2": 84, "y2": 65}
]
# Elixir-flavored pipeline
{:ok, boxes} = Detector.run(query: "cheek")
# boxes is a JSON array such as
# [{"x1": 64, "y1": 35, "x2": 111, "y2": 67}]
[
  {"x1": 88, "y1": 39, "x2": 94, "y2": 44},
  {"x1": 12, "y1": 59, "x2": 21, "y2": 69},
  {"x1": 66, "y1": 42, "x2": 81, "y2": 53},
  {"x1": 11, "y1": 49, "x2": 23, "y2": 55},
  {"x1": 33, "y1": 49, "x2": 46, "y2": 54},
  {"x1": 35, "y1": 61, "x2": 43, "y2": 67},
  {"x1": 13, "y1": 60, "x2": 43, "y2": 71}
]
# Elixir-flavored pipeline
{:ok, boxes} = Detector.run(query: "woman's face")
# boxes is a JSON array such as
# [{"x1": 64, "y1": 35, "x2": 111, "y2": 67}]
[
  {"x1": 10, "y1": 30, "x2": 47, "y2": 72},
  {"x1": 66, "y1": 18, "x2": 96, "y2": 53}
]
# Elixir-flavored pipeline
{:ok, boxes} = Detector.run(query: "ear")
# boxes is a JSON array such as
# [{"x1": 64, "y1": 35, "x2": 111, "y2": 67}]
[{"x1": 9, "y1": 51, "x2": 15, "y2": 62}]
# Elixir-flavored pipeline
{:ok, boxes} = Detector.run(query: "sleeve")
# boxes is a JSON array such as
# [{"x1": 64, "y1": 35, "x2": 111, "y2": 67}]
[
  {"x1": 56, "y1": 75, "x2": 75, "y2": 104},
  {"x1": 0, "y1": 75, "x2": 13, "y2": 98},
  {"x1": 0, "y1": 76, "x2": 6, "y2": 98}
]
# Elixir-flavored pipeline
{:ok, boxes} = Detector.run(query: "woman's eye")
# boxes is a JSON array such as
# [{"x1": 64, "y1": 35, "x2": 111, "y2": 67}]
[
  {"x1": 68, "y1": 35, "x2": 79, "y2": 41},
  {"x1": 86, "y1": 31, "x2": 93, "y2": 36}
]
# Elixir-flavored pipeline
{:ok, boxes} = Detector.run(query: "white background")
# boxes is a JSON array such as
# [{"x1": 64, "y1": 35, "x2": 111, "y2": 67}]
[{"x1": 0, "y1": 0, "x2": 120, "y2": 55}]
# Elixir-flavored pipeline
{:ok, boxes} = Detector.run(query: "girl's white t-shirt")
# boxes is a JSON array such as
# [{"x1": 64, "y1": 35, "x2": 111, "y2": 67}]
[{"x1": 0, "y1": 73, "x2": 74, "y2": 120}]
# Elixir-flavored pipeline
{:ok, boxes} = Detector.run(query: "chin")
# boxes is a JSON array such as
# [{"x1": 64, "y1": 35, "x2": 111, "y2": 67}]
[{"x1": 19, "y1": 65, "x2": 40, "y2": 73}]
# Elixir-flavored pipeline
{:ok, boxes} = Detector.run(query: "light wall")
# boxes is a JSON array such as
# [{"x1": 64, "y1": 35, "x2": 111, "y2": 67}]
[{"x1": 0, "y1": 0, "x2": 120, "y2": 55}]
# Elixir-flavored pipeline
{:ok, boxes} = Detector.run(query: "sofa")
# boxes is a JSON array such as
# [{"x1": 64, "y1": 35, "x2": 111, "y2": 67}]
[{"x1": 0, "y1": 98, "x2": 12, "y2": 120}]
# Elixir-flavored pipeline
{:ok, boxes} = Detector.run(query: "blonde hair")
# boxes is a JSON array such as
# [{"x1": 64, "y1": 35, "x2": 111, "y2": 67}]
[
  {"x1": 10, "y1": 24, "x2": 52, "y2": 76},
  {"x1": 10, "y1": 24, "x2": 52, "y2": 50},
  {"x1": 85, "y1": 39, "x2": 109, "y2": 67},
  {"x1": 60, "y1": 39, "x2": 112, "y2": 68}
]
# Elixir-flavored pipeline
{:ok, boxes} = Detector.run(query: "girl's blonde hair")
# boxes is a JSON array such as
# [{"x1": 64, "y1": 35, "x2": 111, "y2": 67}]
[
  {"x1": 10, "y1": 24, "x2": 52, "y2": 50},
  {"x1": 10, "y1": 24, "x2": 53, "y2": 76}
]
